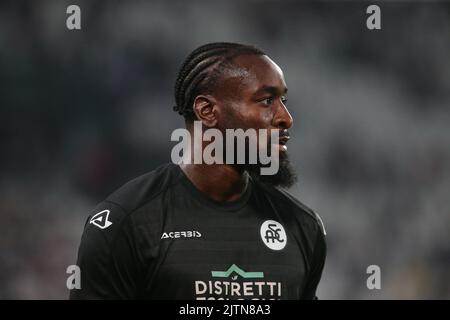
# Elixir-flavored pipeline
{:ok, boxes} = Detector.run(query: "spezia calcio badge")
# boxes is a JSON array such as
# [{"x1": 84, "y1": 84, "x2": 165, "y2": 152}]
[{"x1": 260, "y1": 220, "x2": 287, "y2": 250}]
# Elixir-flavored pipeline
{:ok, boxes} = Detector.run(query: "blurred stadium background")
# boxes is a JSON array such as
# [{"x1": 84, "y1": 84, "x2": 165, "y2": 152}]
[{"x1": 0, "y1": 0, "x2": 449, "y2": 299}]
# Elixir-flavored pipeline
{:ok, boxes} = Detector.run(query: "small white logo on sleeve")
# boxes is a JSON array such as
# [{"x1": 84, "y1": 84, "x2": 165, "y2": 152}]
[
  {"x1": 89, "y1": 210, "x2": 113, "y2": 229},
  {"x1": 260, "y1": 220, "x2": 287, "y2": 250}
]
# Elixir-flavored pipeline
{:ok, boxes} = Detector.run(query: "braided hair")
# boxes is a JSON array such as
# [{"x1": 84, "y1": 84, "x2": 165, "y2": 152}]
[{"x1": 173, "y1": 42, "x2": 265, "y2": 121}]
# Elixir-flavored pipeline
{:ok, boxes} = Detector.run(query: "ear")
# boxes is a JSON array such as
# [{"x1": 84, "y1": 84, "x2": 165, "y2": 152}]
[{"x1": 192, "y1": 95, "x2": 218, "y2": 128}]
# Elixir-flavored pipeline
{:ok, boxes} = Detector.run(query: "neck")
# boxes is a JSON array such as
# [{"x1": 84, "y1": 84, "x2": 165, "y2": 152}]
[{"x1": 180, "y1": 163, "x2": 249, "y2": 202}]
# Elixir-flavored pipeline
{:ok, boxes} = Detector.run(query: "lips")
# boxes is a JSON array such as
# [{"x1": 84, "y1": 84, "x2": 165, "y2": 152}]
[{"x1": 279, "y1": 135, "x2": 290, "y2": 145}]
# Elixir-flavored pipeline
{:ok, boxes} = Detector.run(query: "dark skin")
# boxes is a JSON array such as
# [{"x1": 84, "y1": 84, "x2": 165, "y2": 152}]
[{"x1": 181, "y1": 54, "x2": 294, "y2": 202}]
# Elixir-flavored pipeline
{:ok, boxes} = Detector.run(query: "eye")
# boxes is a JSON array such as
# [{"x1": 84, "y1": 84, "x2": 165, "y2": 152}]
[
  {"x1": 281, "y1": 96, "x2": 288, "y2": 105},
  {"x1": 261, "y1": 97, "x2": 274, "y2": 106}
]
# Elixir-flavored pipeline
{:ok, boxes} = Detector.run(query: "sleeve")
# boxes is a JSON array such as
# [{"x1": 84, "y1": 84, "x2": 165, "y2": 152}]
[
  {"x1": 301, "y1": 223, "x2": 327, "y2": 300},
  {"x1": 69, "y1": 201, "x2": 144, "y2": 299}
]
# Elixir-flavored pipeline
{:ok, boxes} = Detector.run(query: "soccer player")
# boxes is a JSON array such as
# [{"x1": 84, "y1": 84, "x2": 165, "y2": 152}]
[{"x1": 70, "y1": 42, "x2": 326, "y2": 300}]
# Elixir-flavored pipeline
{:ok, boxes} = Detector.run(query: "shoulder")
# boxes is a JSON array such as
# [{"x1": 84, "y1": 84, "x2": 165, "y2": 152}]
[
  {"x1": 266, "y1": 186, "x2": 327, "y2": 263},
  {"x1": 276, "y1": 187, "x2": 326, "y2": 236},
  {"x1": 255, "y1": 181, "x2": 326, "y2": 237},
  {"x1": 81, "y1": 163, "x2": 181, "y2": 244},
  {"x1": 105, "y1": 162, "x2": 181, "y2": 214}
]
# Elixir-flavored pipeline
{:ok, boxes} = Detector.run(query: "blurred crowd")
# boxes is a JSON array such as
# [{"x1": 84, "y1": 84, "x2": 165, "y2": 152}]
[{"x1": 0, "y1": 0, "x2": 449, "y2": 299}]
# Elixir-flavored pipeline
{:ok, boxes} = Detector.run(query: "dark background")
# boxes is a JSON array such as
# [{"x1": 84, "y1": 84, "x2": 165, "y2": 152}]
[{"x1": 0, "y1": 0, "x2": 449, "y2": 299}]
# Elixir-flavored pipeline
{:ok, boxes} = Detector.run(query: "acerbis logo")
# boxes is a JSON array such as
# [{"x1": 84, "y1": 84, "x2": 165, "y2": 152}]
[
  {"x1": 260, "y1": 220, "x2": 287, "y2": 251},
  {"x1": 161, "y1": 230, "x2": 202, "y2": 239},
  {"x1": 89, "y1": 210, "x2": 112, "y2": 229}
]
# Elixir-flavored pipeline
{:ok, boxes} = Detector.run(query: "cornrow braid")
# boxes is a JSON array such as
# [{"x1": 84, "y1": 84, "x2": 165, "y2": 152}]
[{"x1": 173, "y1": 42, "x2": 265, "y2": 121}]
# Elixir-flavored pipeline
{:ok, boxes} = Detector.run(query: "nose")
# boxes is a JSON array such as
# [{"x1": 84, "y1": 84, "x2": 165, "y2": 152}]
[{"x1": 273, "y1": 101, "x2": 293, "y2": 129}]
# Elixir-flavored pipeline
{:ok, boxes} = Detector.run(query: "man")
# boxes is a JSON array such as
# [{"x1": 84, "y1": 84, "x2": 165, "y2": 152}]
[{"x1": 70, "y1": 42, "x2": 326, "y2": 300}]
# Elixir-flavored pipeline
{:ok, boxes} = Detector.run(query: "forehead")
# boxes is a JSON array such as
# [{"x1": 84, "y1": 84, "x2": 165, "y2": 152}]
[{"x1": 221, "y1": 54, "x2": 287, "y2": 97}]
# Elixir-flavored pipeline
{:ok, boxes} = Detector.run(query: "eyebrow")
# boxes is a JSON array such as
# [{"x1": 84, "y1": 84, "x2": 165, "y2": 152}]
[{"x1": 253, "y1": 85, "x2": 288, "y2": 96}]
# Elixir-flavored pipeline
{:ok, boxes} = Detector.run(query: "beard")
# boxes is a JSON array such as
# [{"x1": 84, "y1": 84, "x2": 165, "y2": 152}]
[
  {"x1": 243, "y1": 150, "x2": 298, "y2": 189},
  {"x1": 215, "y1": 118, "x2": 298, "y2": 188},
  {"x1": 247, "y1": 152, "x2": 297, "y2": 188}
]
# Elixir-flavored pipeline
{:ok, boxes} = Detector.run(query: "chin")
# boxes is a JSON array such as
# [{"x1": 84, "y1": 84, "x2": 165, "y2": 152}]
[{"x1": 246, "y1": 152, "x2": 298, "y2": 188}]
